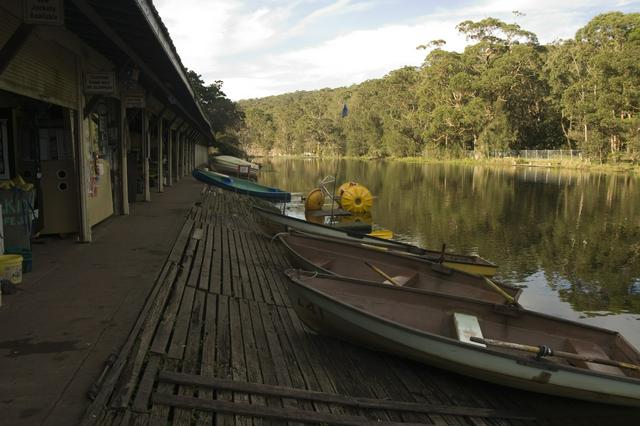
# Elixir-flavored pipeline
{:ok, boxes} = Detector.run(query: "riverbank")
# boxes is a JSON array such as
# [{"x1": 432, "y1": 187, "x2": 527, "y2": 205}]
[
  {"x1": 399, "y1": 156, "x2": 640, "y2": 174},
  {"x1": 254, "y1": 154, "x2": 640, "y2": 174}
]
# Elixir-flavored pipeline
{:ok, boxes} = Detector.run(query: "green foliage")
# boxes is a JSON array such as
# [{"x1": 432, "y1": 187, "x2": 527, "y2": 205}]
[
  {"x1": 187, "y1": 70, "x2": 245, "y2": 135},
  {"x1": 238, "y1": 13, "x2": 640, "y2": 163}
]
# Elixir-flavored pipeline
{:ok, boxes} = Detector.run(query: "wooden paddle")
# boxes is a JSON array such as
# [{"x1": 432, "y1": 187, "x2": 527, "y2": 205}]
[
  {"x1": 471, "y1": 337, "x2": 640, "y2": 371},
  {"x1": 483, "y1": 277, "x2": 517, "y2": 305},
  {"x1": 364, "y1": 261, "x2": 401, "y2": 286}
]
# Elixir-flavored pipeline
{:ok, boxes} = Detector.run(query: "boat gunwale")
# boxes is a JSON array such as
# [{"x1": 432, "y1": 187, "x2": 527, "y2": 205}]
[
  {"x1": 276, "y1": 231, "x2": 521, "y2": 298},
  {"x1": 193, "y1": 170, "x2": 290, "y2": 201},
  {"x1": 286, "y1": 269, "x2": 640, "y2": 386},
  {"x1": 255, "y1": 206, "x2": 496, "y2": 268}
]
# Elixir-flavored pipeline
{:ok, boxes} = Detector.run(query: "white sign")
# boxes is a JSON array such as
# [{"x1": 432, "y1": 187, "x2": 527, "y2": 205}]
[
  {"x1": 84, "y1": 72, "x2": 116, "y2": 95},
  {"x1": 24, "y1": 0, "x2": 64, "y2": 26},
  {"x1": 124, "y1": 96, "x2": 146, "y2": 109}
]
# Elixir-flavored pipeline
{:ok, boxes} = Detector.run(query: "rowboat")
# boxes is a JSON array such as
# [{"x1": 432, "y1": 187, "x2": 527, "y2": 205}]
[
  {"x1": 193, "y1": 169, "x2": 291, "y2": 202},
  {"x1": 210, "y1": 155, "x2": 259, "y2": 178},
  {"x1": 278, "y1": 232, "x2": 520, "y2": 305},
  {"x1": 255, "y1": 206, "x2": 497, "y2": 276},
  {"x1": 286, "y1": 270, "x2": 640, "y2": 407}
]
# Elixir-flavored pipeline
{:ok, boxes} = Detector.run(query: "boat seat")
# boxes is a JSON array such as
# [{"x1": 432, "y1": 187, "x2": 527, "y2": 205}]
[
  {"x1": 384, "y1": 272, "x2": 419, "y2": 287},
  {"x1": 565, "y1": 339, "x2": 624, "y2": 376},
  {"x1": 453, "y1": 313, "x2": 486, "y2": 347}
]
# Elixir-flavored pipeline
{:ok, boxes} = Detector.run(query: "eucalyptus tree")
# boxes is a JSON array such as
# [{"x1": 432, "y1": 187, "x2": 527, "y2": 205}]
[{"x1": 546, "y1": 12, "x2": 640, "y2": 161}]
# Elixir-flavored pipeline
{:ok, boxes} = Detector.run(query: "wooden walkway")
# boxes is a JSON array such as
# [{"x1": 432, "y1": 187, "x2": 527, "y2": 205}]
[{"x1": 80, "y1": 188, "x2": 639, "y2": 426}]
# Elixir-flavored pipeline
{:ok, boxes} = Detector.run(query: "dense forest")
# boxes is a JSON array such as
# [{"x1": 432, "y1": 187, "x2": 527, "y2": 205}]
[{"x1": 234, "y1": 12, "x2": 640, "y2": 162}]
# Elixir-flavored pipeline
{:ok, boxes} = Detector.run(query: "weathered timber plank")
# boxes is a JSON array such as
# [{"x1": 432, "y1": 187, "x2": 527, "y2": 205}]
[
  {"x1": 198, "y1": 225, "x2": 213, "y2": 291},
  {"x1": 157, "y1": 371, "x2": 534, "y2": 420},
  {"x1": 128, "y1": 412, "x2": 150, "y2": 426},
  {"x1": 258, "y1": 301, "x2": 307, "y2": 419},
  {"x1": 149, "y1": 359, "x2": 178, "y2": 425},
  {"x1": 220, "y1": 227, "x2": 233, "y2": 296},
  {"x1": 209, "y1": 225, "x2": 223, "y2": 294},
  {"x1": 236, "y1": 230, "x2": 264, "y2": 302},
  {"x1": 249, "y1": 237, "x2": 287, "y2": 307},
  {"x1": 246, "y1": 299, "x2": 286, "y2": 426},
  {"x1": 239, "y1": 300, "x2": 271, "y2": 425},
  {"x1": 152, "y1": 393, "x2": 434, "y2": 426},
  {"x1": 339, "y1": 343, "x2": 431, "y2": 424},
  {"x1": 229, "y1": 298, "x2": 252, "y2": 426},
  {"x1": 168, "y1": 219, "x2": 195, "y2": 264},
  {"x1": 227, "y1": 229, "x2": 243, "y2": 298},
  {"x1": 173, "y1": 289, "x2": 207, "y2": 425},
  {"x1": 150, "y1": 264, "x2": 190, "y2": 355},
  {"x1": 385, "y1": 358, "x2": 462, "y2": 426},
  {"x1": 263, "y1": 303, "x2": 316, "y2": 416},
  {"x1": 185, "y1": 228, "x2": 206, "y2": 289},
  {"x1": 216, "y1": 295, "x2": 234, "y2": 426},
  {"x1": 131, "y1": 355, "x2": 162, "y2": 413},
  {"x1": 274, "y1": 305, "x2": 338, "y2": 417},
  {"x1": 232, "y1": 229, "x2": 257, "y2": 301},
  {"x1": 80, "y1": 258, "x2": 175, "y2": 424},
  {"x1": 194, "y1": 293, "x2": 218, "y2": 426},
  {"x1": 108, "y1": 262, "x2": 180, "y2": 410},
  {"x1": 243, "y1": 230, "x2": 278, "y2": 305},
  {"x1": 243, "y1": 231, "x2": 280, "y2": 306},
  {"x1": 166, "y1": 285, "x2": 196, "y2": 360}
]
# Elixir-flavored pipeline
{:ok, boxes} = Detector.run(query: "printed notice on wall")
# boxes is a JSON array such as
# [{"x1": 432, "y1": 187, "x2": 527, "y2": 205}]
[
  {"x1": 24, "y1": 0, "x2": 64, "y2": 26},
  {"x1": 124, "y1": 96, "x2": 146, "y2": 109},
  {"x1": 85, "y1": 72, "x2": 116, "y2": 95}
]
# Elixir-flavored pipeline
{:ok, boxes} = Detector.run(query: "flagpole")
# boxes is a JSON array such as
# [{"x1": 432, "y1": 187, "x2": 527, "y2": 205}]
[
  {"x1": 330, "y1": 103, "x2": 349, "y2": 227},
  {"x1": 330, "y1": 159, "x2": 340, "y2": 226}
]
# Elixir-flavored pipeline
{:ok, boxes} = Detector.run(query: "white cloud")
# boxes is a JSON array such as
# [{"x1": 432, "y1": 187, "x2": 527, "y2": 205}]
[
  {"x1": 287, "y1": 0, "x2": 376, "y2": 35},
  {"x1": 154, "y1": 0, "x2": 640, "y2": 100}
]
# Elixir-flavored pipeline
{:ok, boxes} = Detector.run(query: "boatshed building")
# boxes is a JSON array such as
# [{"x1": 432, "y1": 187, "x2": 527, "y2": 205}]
[{"x1": 0, "y1": 0, "x2": 212, "y2": 245}]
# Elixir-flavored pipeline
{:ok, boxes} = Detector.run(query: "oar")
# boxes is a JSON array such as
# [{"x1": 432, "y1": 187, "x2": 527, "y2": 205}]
[
  {"x1": 471, "y1": 337, "x2": 640, "y2": 371},
  {"x1": 364, "y1": 261, "x2": 401, "y2": 286},
  {"x1": 483, "y1": 277, "x2": 517, "y2": 305}
]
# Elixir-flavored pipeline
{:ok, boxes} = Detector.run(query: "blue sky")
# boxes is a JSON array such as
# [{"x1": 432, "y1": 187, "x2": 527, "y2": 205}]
[{"x1": 154, "y1": 0, "x2": 640, "y2": 100}]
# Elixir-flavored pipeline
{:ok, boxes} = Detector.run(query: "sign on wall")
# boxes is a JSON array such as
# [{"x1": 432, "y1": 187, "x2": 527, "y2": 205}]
[
  {"x1": 24, "y1": 0, "x2": 64, "y2": 26},
  {"x1": 84, "y1": 72, "x2": 116, "y2": 95},
  {"x1": 124, "y1": 95, "x2": 146, "y2": 109}
]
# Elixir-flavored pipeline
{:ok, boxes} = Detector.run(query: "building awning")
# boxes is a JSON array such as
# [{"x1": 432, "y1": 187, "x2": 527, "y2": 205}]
[{"x1": 64, "y1": 0, "x2": 212, "y2": 141}]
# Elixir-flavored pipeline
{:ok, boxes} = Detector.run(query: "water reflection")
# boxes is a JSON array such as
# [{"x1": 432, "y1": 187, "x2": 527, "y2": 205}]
[{"x1": 259, "y1": 158, "x2": 640, "y2": 346}]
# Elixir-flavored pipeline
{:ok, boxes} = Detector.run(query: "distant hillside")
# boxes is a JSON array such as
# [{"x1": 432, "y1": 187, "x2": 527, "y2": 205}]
[{"x1": 236, "y1": 12, "x2": 640, "y2": 163}]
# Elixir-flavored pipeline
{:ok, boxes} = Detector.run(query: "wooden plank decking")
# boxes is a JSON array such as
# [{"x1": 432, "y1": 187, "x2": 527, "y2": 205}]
[{"x1": 80, "y1": 188, "x2": 639, "y2": 426}]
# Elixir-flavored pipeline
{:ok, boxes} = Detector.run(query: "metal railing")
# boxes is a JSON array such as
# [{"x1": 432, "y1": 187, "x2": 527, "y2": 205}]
[{"x1": 467, "y1": 150, "x2": 582, "y2": 159}]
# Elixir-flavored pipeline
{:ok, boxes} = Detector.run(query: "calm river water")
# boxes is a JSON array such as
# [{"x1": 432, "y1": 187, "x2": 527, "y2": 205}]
[{"x1": 257, "y1": 157, "x2": 640, "y2": 348}]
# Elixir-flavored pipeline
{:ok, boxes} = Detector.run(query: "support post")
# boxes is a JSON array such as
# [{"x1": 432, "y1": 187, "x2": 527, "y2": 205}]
[
  {"x1": 120, "y1": 100, "x2": 129, "y2": 214},
  {"x1": 157, "y1": 117, "x2": 164, "y2": 192},
  {"x1": 181, "y1": 130, "x2": 187, "y2": 178},
  {"x1": 175, "y1": 130, "x2": 181, "y2": 181},
  {"x1": 167, "y1": 127, "x2": 173, "y2": 186},
  {"x1": 75, "y1": 57, "x2": 91, "y2": 242},
  {"x1": 143, "y1": 109, "x2": 150, "y2": 201}
]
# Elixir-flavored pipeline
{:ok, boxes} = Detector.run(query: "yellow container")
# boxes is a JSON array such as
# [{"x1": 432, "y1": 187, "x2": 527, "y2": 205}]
[{"x1": 0, "y1": 254, "x2": 23, "y2": 284}]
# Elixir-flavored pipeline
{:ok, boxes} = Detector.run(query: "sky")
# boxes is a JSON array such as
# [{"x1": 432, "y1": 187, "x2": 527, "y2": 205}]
[{"x1": 154, "y1": 0, "x2": 640, "y2": 101}]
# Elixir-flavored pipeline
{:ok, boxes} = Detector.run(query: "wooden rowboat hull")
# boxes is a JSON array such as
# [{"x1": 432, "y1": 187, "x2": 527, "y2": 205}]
[
  {"x1": 210, "y1": 155, "x2": 259, "y2": 177},
  {"x1": 193, "y1": 169, "x2": 290, "y2": 202},
  {"x1": 278, "y1": 232, "x2": 521, "y2": 305},
  {"x1": 255, "y1": 206, "x2": 497, "y2": 276},
  {"x1": 287, "y1": 270, "x2": 640, "y2": 407}
]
